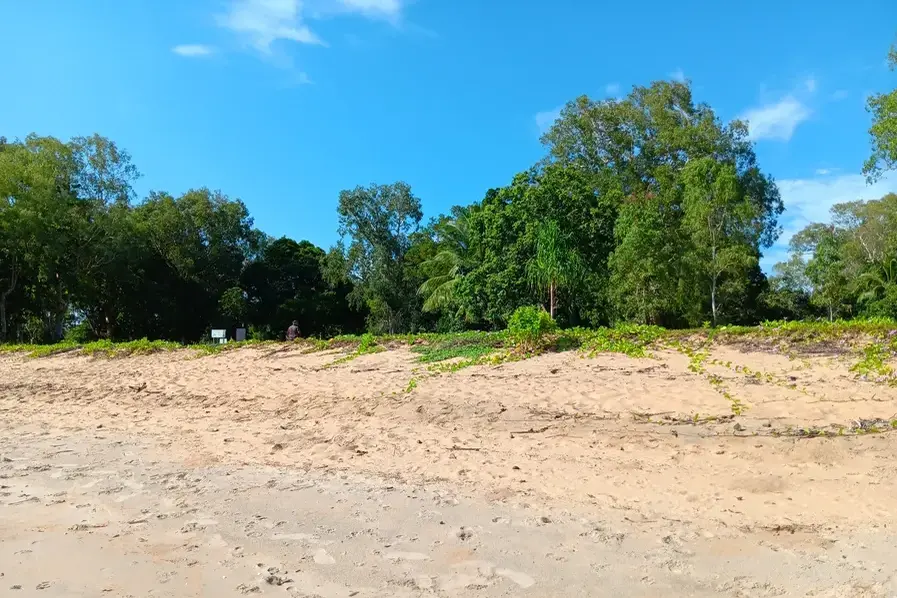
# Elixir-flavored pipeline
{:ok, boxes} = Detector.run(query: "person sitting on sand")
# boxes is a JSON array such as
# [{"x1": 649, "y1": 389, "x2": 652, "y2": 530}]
[{"x1": 286, "y1": 320, "x2": 300, "y2": 341}]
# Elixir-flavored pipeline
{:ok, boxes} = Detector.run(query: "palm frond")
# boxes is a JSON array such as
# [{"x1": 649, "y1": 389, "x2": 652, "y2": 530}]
[{"x1": 421, "y1": 277, "x2": 459, "y2": 312}]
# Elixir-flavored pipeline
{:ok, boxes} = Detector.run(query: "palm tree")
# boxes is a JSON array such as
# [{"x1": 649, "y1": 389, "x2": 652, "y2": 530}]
[
  {"x1": 418, "y1": 210, "x2": 471, "y2": 313},
  {"x1": 528, "y1": 220, "x2": 583, "y2": 319},
  {"x1": 858, "y1": 258, "x2": 897, "y2": 305}
]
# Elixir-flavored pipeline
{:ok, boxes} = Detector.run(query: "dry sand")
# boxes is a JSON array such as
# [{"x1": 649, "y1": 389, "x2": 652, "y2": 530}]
[{"x1": 3, "y1": 342, "x2": 897, "y2": 596}]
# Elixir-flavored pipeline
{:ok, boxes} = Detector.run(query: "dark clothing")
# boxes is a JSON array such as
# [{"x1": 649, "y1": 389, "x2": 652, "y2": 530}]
[{"x1": 287, "y1": 325, "x2": 300, "y2": 341}]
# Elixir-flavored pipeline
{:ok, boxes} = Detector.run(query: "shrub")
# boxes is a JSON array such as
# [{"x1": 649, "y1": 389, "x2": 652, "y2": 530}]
[
  {"x1": 63, "y1": 322, "x2": 94, "y2": 344},
  {"x1": 507, "y1": 305, "x2": 556, "y2": 352}
]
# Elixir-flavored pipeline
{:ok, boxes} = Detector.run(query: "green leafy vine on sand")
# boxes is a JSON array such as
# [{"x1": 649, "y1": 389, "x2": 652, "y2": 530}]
[
  {"x1": 323, "y1": 333, "x2": 384, "y2": 368},
  {"x1": 667, "y1": 334, "x2": 748, "y2": 416},
  {"x1": 850, "y1": 340, "x2": 895, "y2": 378},
  {"x1": 576, "y1": 324, "x2": 666, "y2": 358},
  {"x1": 0, "y1": 338, "x2": 183, "y2": 358},
  {"x1": 5, "y1": 319, "x2": 897, "y2": 394}
]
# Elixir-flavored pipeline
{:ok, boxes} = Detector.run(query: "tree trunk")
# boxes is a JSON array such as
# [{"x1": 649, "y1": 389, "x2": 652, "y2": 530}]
[
  {"x1": 549, "y1": 282, "x2": 556, "y2": 320},
  {"x1": 829, "y1": 303, "x2": 833, "y2": 323},
  {"x1": 54, "y1": 278, "x2": 64, "y2": 341},
  {"x1": 0, "y1": 297, "x2": 6, "y2": 343},
  {"x1": 710, "y1": 242, "x2": 718, "y2": 326},
  {"x1": 1, "y1": 261, "x2": 17, "y2": 343},
  {"x1": 105, "y1": 310, "x2": 116, "y2": 340}
]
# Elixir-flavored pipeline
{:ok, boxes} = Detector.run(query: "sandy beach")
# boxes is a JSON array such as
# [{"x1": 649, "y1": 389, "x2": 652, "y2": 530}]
[{"x1": 3, "y1": 342, "x2": 897, "y2": 596}]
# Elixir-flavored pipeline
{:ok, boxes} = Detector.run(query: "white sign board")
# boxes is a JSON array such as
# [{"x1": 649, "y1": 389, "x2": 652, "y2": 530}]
[{"x1": 211, "y1": 329, "x2": 227, "y2": 339}]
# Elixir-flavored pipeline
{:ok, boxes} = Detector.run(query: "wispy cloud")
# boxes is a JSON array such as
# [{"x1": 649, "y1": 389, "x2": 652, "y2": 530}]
[
  {"x1": 218, "y1": 0, "x2": 324, "y2": 53},
  {"x1": 605, "y1": 82, "x2": 621, "y2": 96},
  {"x1": 815, "y1": 168, "x2": 831, "y2": 175},
  {"x1": 669, "y1": 68, "x2": 686, "y2": 83},
  {"x1": 172, "y1": 44, "x2": 215, "y2": 57},
  {"x1": 741, "y1": 96, "x2": 811, "y2": 142},
  {"x1": 217, "y1": 0, "x2": 408, "y2": 55},
  {"x1": 331, "y1": 0, "x2": 402, "y2": 18},
  {"x1": 831, "y1": 89, "x2": 849, "y2": 101},
  {"x1": 761, "y1": 172, "x2": 897, "y2": 270},
  {"x1": 535, "y1": 106, "x2": 563, "y2": 134},
  {"x1": 741, "y1": 76, "x2": 818, "y2": 142}
]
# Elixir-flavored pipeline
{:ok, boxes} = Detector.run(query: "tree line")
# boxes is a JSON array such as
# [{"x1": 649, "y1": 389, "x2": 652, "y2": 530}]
[{"x1": 1, "y1": 44, "x2": 895, "y2": 342}]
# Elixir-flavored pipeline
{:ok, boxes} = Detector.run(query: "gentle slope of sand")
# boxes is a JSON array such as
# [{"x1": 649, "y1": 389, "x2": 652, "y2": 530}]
[{"x1": 3, "y1": 342, "x2": 897, "y2": 595}]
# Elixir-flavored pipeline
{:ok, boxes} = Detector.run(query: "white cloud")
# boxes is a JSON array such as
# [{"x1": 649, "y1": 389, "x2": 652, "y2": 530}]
[
  {"x1": 740, "y1": 96, "x2": 811, "y2": 142},
  {"x1": 218, "y1": 0, "x2": 324, "y2": 52},
  {"x1": 605, "y1": 82, "x2": 621, "y2": 96},
  {"x1": 832, "y1": 89, "x2": 849, "y2": 101},
  {"x1": 669, "y1": 68, "x2": 686, "y2": 83},
  {"x1": 815, "y1": 168, "x2": 831, "y2": 175},
  {"x1": 217, "y1": 0, "x2": 406, "y2": 54},
  {"x1": 535, "y1": 106, "x2": 562, "y2": 134},
  {"x1": 760, "y1": 172, "x2": 897, "y2": 271},
  {"x1": 172, "y1": 44, "x2": 215, "y2": 57},
  {"x1": 335, "y1": 0, "x2": 402, "y2": 17},
  {"x1": 804, "y1": 76, "x2": 817, "y2": 93}
]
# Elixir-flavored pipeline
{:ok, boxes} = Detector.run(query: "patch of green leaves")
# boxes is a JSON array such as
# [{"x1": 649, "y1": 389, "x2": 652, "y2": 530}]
[
  {"x1": 507, "y1": 305, "x2": 556, "y2": 353},
  {"x1": 80, "y1": 338, "x2": 182, "y2": 357},
  {"x1": 324, "y1": 333, "x2": 385, "y2": 368},
  {"x1": 0, "y1": 339, "x2": 182, "y2": 358},
  {"x1": 412, "y1": 344, "x2": 497, "y2": 363},
  {"x1": 577, "y1": 324, "x2": 666, "y2": 358},
  {"x1": 850, "y1": 341, "x2": 894, "y2": 377}
]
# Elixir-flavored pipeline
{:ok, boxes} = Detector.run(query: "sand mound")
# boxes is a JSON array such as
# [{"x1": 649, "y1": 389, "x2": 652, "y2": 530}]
[{"x1": 2, "y1": 342, "x2": 897, "y2": 531}]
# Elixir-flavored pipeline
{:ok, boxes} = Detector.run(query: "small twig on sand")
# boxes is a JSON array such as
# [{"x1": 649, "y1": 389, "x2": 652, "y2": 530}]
[
  {"x1": 510, "y1": 426, "x2": 551, "y2": 437},
  {"x1": 450, "y1": 445, "x2": 482, "y2": 451}
]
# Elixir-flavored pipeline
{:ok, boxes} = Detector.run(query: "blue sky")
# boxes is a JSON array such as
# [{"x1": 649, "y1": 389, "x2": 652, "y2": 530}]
[{"x1": 1, "y1": 0, "x2": 895, "y2": 271}]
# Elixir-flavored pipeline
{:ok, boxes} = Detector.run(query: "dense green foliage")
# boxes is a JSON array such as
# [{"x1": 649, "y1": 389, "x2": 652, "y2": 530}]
[
  {"x1": 0, "y1": 135, "x2": 362, "y2": 343},
  {"x1": 864, "y1": 41, "x2": 897, "y2": 182},
  {"x1": 2, "y1": 46, "x2": 895, "y2": 343},
  {"x1": 507, "y1": 305, "x2": 557, "y2": 351},
  {"x1": 769, "y1": 193, "x2": 897, "y2": 321}
]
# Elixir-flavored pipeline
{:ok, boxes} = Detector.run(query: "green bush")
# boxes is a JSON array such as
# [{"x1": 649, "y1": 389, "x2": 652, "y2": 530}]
[
  {"x1": 507, "y1": 305, "x2": 556, "y2": 352},
  {"x1": 63, "y1": 322, "x2": 94, "y2": 344}
]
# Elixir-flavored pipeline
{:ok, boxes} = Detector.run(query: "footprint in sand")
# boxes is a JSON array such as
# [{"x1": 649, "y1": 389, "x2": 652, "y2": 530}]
[
  {"x1": 496, "y1": 568, "x2": 535, "y2": 589},
  {"x1": 271, "y1": 533, "x2": 318, "y2": 543},
  {"x1": 313, "y1": 549, "x2": 335, "y2": 565}
]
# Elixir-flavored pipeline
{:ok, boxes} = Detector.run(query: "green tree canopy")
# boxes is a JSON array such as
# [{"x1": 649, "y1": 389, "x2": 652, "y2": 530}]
[{"x1": 864, "y1": 40, "x2": 897, "y2": 182}]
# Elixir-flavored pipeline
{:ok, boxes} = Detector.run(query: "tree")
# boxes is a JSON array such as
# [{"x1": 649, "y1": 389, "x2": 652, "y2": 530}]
[
  {"x1": 765, "y1": 254, "x2": 814, "y2": 320},
  {"x1": 608, "y1": 190, "x2": 683, "y2": 325},
  {"x1": 527, "y1": 220, "x2": 582, "y2": 319},
  {"x1": 241, "y1": 237, "x2": 363, "y2": 338},
  {"x1": 541, "y1": 80, "x2": 782, "y2": 326},
  {"x1": 131, "y1": 188, "x2": 262, "y2": 341},
  {"x1": 681, "y1": 158, "x2": 760, "y2": 325},
  {"x1": 219, "y1": 287, "x2": 248, "y2": 326},
  {"x1": 417, "y1": 207, "x2": 473, "y2": 314},
  {"x1": 0, "y1": 135, "x2": 81, "y2": 341},
  {"x1": 864, "y1": 40, "x2": 897, "y2": 182},
  {"x1": 66, "y1": 135, "x2": 141, "y2": 339},
  {"x1": 0, "y1": 108, "x2": 799, "y2": 345},
  {"x1": 331, "y1": 182, "x2": 423, "y2": 333},
  {"x1": 457, "y1": 164, "x2": 618, "y2": 328},
  {"x1": 791, "y1": 224, "x2": 850, "y2": 321}
]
